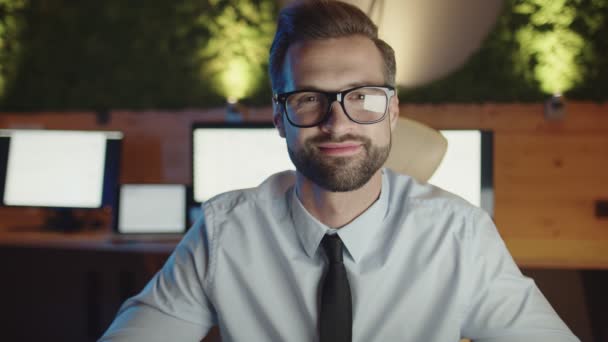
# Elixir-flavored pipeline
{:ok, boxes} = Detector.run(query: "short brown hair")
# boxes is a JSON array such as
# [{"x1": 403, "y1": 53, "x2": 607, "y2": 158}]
[{"x1": 269, "y1": 0, "x2": 396, "y2": 93}]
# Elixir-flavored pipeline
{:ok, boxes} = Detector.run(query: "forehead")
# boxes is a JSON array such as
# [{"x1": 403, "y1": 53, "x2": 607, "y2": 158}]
[{"x1": 282, "y1": 35, "x2": 385, "y2": 92}]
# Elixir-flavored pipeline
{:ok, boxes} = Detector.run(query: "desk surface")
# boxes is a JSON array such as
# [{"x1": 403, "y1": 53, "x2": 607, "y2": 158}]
[
  {"x1": 0, "y1": 229, "x2": 179, "y2": 254},
  {"x1": 2, "y1": 228, "x2": 608, "y2": 269}
]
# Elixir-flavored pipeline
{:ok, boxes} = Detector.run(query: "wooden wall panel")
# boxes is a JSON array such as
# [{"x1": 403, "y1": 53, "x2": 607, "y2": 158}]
[
  {"x1": 402, "y1": 102, "x2": 608, "y2": 132},
  {"x1": 1, "y1": 102, "x2": 608, "y2": 268},
  {"x1": 494, "y1": 132, "x2": 608, "y2": 268},
  {"x1": 402, "y1": 103, "x2": 608, "y2": 269},
  {"x1": 494, "y1": 134, "x2": 608, "y2": 224}
]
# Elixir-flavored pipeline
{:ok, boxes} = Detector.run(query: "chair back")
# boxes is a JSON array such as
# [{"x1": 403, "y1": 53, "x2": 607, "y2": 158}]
[{"x1": 384, "y1": 117, "x2": 447, "y2": 182}]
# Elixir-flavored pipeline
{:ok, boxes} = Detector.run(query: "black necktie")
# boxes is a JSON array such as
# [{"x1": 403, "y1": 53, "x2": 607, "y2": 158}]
[{"x1": 319, "y1": 234, "x2": 352, "y2": 342}]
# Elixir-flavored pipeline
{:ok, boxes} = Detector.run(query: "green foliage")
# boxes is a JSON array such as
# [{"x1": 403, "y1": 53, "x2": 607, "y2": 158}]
[
  {"x1": 198, "y1": 0, "x2": 277, "y2": 102},
  {"x1": 400, "y1": 0, "x2": 608, "y2": 102},
  {"x1": 2, "y1": 0, "x2": 225, "y2": 110},
  {"x1": 0, "y1": 0, "x2": 606, "y2": 109},
  {"x1": 0, "y1": 0, "x2": 27, "y2": 98},
  {"x1": 568, "y1": 0, "x2": 608, "y2": 100},
  {"x1": 399, "y1": 1, "x2": 544, "y2": 103},
  {"x1": 514, "y1": 0, "x2": 587, "y2": 94}
]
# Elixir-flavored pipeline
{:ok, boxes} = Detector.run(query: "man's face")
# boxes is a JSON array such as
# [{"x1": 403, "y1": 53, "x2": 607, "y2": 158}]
[{"x1": 274, "y1": 35, "x2": 399, "y2": 192}]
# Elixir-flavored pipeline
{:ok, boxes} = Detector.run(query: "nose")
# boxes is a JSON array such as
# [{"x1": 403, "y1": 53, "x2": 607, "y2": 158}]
[{"x1": 319, "y1": 101, "x2": 355, "y2": 135}]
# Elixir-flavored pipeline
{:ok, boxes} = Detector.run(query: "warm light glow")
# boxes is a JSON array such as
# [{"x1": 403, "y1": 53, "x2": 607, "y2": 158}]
[
  {"x1": 514, "y1": 0, "x2": 589, "y2": 94},
  {"x1": 199, "y1": 0, "x2": 275, "y2": 101},
  {"x1": 218, "y1": 57, "x2": 258, "y2": 102}
]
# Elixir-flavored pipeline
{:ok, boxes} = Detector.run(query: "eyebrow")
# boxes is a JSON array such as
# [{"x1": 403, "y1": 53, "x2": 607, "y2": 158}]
[
  {"x1": 292, "y1": 82, "x2": 382, "y2": 93},
  {"x1": 342, "y1": 81, "x2": 373, "y2": 89}
]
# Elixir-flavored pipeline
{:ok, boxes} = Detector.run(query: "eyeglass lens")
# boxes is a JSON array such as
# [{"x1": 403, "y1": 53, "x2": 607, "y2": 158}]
[{"x1": 285, "y1": 87, "x2": 388, "y2": 126}]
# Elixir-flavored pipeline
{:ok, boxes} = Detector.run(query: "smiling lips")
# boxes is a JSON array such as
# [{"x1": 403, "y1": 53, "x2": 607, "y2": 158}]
[{"x1": 317, "y1": 142, "x2": 363, "y2": 156}]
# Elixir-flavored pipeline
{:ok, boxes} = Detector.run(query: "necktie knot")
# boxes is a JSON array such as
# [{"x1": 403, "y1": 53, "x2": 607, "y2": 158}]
[{"x1": 322, "y1": 234, "x2": 344, "y2": 263}]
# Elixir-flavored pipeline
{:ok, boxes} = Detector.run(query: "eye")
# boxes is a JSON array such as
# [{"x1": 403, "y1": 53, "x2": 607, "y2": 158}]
[
  {"x1": 346, "y1": 92, "x2": 366, "y2": 101},
  {"x1": 290, "y1": 92, "x2": 320, "y2": 104}
]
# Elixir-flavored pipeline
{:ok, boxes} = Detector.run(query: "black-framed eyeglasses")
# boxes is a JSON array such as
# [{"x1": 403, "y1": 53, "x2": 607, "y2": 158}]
[{"x1": 273, "y1": 85, "x2": 395, "y2": 128}]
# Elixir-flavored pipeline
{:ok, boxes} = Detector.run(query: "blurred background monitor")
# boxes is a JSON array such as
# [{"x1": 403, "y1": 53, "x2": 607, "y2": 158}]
[
  {"x1": 192, "y1": 123, "x2": 293, "y2": 203},
  {"x1": 191, "y1": 124, "x2": 492, "y2": 215},
  {"x1": 0, "y1": 129, "x2": 123, "y2": 230},
  {"x1": 114, "y1": 184, "x2": 188, "y2": 236},
  {"x1": 429, "y1": 130, "x2": 493, "y2": 215}
]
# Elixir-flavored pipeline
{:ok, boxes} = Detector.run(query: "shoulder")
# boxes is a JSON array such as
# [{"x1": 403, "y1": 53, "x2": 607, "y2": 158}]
[
  {"x1": 179, "y1": 170, "x2": 296, "y2": 282},
  {"x1": 383, "y1": 168, "x2": 477, "y2": 216},
  {"x1": 201, "y1": 170, "x2": 295, "y2": 226},
  {"x1": 382, "y1": 168, "x2": 495, "y2": 245}
]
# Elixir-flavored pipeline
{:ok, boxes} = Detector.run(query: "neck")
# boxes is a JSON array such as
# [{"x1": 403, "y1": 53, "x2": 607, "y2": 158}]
[{"x1": 295, "y1": 170, "x2": 383, "y2": 228}]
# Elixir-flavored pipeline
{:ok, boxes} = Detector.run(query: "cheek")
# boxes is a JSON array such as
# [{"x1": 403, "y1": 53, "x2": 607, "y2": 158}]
[
  {"x1": 284, "y1": 125, "x2": 305, "y2": 151},
  {"x1": 372, "y1": 123, "x2": 392, "y2": 147}
]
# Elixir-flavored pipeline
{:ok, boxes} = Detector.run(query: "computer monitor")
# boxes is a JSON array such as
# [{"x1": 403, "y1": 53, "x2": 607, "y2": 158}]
[
  {"x1": 192, "y1": 123, "x2": 294, "y2": 203},
  {"x1": 429, "y1": 130, "x2": 493, "y2": 215},
  {"x1": 191, "y1": 124, "x2": 492, "y2": 215},
  {"x1": 114, "y1": 184, "x2": 188, "y2": 235},
  {"x1": 0, "y1": 129, "x2": 123, "y2": 230}
]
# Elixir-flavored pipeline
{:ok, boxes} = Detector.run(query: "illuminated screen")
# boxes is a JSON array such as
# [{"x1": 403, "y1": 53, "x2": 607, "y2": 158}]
[
  {"x1": 117, "y1": 184, "x2": 187, "y2": 234},
  {"x1": 191, "y1": 125, "x2": 492, "y2": 214},
  {"x1": 429, "y1": 130, "x2": 493, "y2": 214},
  {"x1": 192, "y1": 124, "x2": 294, "y2": 202},
  {"x1": 0, "y1": 129, "x2": 122, "y2": 208}
]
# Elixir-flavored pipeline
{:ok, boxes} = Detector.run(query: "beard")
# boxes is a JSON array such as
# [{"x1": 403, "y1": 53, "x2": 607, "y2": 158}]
[{"x1": 287, "y1": 133, "x2": 390, "y2": 192}]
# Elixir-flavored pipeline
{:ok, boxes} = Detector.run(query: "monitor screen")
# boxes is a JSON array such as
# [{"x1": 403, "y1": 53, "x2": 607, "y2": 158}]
[
  {"x1": 192, "y1": 123, "x2": 294, "y2": 203},
  {"x1": 429, "y1": 130, "x2": 493, "y2": 215},
  {"x1": 0, "y1": 129, "x2": 123, "y2": 209},
  {"x1": 116, "y1": 184, "x2": 187, "y2": 234},
  {"x1": 191, "y1": 124, "x2": 493, "y2": 215}
]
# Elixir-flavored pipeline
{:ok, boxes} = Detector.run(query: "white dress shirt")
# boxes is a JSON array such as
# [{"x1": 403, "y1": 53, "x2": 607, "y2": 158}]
[{"x1": 101, "y1": 169, "x2": 579, "y2": 342}]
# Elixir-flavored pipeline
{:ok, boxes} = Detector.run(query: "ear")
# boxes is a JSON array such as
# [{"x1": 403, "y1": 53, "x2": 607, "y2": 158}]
[
  {"x1": 388, "y1": 93, "x2": 400, "y2": 132},
  {"x1": 272, "y1": 101, "x2": 286, "y2": 138}
]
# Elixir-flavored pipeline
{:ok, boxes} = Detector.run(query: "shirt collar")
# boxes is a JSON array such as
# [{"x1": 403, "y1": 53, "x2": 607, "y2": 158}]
[{"x1": 289, "y1": 170, "x2": 390, "y2": 263}]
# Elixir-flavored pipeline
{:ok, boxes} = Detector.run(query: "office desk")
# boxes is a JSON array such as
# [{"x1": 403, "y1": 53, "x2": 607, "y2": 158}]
[
  {"x1": 0, "y1": 229, "x2": 602, "y2": 341},
  {"x1": 0, "y1": 229, "x2": 179, "y2": 342},
  {"x1": 0, "y1": 229, "x2": 178, "y2": 253}
]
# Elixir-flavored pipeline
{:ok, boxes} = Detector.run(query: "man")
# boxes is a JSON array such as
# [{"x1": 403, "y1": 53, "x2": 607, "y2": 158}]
[{"x1": 101, "y1": 1, "x2": 579, "y2": 341}]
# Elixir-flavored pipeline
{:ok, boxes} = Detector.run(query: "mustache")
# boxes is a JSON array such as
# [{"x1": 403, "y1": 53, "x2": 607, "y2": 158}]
[{"x1": 306, "y1": 133, "x2": 371, "y2": 145}]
